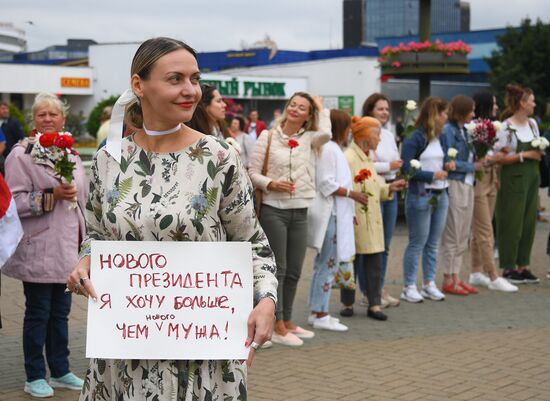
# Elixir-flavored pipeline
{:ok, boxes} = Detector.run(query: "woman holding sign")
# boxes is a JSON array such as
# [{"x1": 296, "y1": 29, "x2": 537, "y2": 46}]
[{"x1": 67, "y1": 37, "x2": 278, "y2": 401}]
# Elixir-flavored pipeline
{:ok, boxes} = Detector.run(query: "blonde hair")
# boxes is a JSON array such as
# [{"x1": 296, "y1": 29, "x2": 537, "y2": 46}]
[
  {"x1": 126, "y1": 37, "x2": 197, "y2": 128},
  {"x1": 278, "y1": 92, "x2": 319, "y2": 132},
  {"x1": 414, "y1": 97, "x2": 449, "y2": 141},
  {"x1": 31, "y1": 93, "x2": 69, "y2": 119}
]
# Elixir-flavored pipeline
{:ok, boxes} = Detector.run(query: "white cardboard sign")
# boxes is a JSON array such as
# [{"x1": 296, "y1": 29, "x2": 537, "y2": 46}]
[{"x1": 86, "y1": 241, "x2": 253, "y2": 360}]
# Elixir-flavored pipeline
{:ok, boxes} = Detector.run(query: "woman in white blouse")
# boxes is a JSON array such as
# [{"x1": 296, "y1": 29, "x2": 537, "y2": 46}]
[
  {"x1": 362, "y1": 93, "x2": 402, "y2": 308},
  {"x1": 306, "y1": 109, "x2": 368, "y2": 331},
  {"x1": 494, "y1": 84, "x2": 543, "y2": 284}
]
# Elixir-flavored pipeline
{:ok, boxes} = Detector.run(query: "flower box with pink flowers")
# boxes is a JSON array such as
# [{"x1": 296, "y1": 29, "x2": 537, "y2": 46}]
[{"x1": 379, "y1": 40, "x2": 471, "y2": 76}]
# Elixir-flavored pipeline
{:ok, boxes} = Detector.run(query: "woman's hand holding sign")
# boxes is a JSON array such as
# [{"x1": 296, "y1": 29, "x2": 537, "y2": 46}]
[
  {"x1": 245, "y1": 297, "x2": 275, "y2": 367},
  {"x1": 67, "y1": 256, "x2": 98, "y2": 301}
]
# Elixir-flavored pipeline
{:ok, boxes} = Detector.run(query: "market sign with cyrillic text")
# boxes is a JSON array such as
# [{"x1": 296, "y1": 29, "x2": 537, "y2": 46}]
[
  {"x1": 86, "y1": 241, "x2": 253, "y2": 360},
  {"x1": 201, "y1": 73, "x2": 307, "y2": 99}
]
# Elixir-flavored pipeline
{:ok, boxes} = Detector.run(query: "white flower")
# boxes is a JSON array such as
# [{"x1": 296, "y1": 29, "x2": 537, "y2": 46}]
[
  {"x1": 405, "y1": 100, "x2": 417, "y2": 111},
  {"x1": 465, "y1": 122, "x2": 476, "y2": 135},
  {"x1": 447, "y1": 148, "x2": 458, "y2": 158},
  {"x1": 531, "y1": 138, "x2": 542, "y2": 148},
  {"x1": 225, "y1": 137, "x2": 241, "y2": 154},
  {"x1": 410, "y1": 159, "x2": 422, "y2": 169},
  {"x1": 492, "y1": 121, "x2": 502, "y2": 132},
  {"x1": 540, "y1": 137, "x2": 550, "y2": 150}
]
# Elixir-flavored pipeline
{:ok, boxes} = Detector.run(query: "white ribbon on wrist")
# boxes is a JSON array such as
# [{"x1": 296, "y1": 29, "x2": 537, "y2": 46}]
[{"x1": 105, "y1": 89, "x2": 138, "y2": 163}]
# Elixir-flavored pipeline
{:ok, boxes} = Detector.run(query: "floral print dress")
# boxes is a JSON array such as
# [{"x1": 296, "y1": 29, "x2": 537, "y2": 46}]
[{"x1": 79, "y1": 134, "x2": 278, "y2": 401}]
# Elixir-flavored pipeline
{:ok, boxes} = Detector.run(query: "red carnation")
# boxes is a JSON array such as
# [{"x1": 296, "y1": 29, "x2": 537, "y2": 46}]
[
  {"x1": 288, "y1": 139, "x2": 299, "y2": 149},
  {"x1": 39, "y1": 133, "x2": 57, "y2": 148},
  {"x1": 54, "y1": 134, "x2": 74, "y2": 149}
]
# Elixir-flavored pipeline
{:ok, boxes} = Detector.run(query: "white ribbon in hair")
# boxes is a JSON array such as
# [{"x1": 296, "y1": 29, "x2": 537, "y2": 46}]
[{"x1": 105, "y1": 89, "x2": 138, "y2": 163}]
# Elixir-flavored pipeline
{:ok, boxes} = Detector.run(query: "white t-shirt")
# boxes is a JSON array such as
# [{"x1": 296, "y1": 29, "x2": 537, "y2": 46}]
[
  {"x1": 370, "y1": 127, "x2": 400, "y2": 181},
  {"x1": 420, "y1": 138, "x2": 448, "y2": 190},
  {"x1": 495, "y1": 118, "x2": 539, "y2": 154}
]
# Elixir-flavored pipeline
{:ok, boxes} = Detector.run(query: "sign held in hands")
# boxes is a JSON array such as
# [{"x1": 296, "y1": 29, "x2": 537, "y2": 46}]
[{"x1": 87, "y1": 241, "x2": 253, "y2": 360}]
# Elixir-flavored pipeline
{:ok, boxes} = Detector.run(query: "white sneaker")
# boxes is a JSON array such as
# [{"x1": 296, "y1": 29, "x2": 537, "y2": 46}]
[
  {"x1": 261, "y1": 340, "x2": 273, "y2": 349},
  {"x1": 488, "y1": 277, "x2": 519, "y2": 292},
  {"x1": 469, "y1": 272, "x2": 491, "y2": 288},
  {"x1": 400, "y1": 285, "x2": 424, "y2": 303},
  {"x1": 421, "y1": 281, "x2": 446, "y2": 301},
  {"x1": 312, "y1": 315, "x2": 349, "y2": 332},
  {"x1": 307, "y1": 314, "x2": 340, "y2": 326}
]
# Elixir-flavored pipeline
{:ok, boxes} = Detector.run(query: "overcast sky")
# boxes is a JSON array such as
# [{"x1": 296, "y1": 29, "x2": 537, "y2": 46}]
[{"x1": 7, "y1": 0, "x2": 550, "y2": 52}]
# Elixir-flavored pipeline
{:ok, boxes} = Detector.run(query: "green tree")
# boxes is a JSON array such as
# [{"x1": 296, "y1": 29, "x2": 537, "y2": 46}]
[
  {"x1": 487, "y1": 18, "x2": 550, "y2": 119},
  {"x1": 8, "y1": 104, "x2": 30, "y2": 135},
  {"x1": 87, "y1": 95, "x2": 118, "y2": 137}
]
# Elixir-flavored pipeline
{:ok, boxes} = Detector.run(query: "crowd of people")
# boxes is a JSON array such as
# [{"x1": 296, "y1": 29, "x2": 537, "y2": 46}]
[{"x1": 1, "y1": 36, "x2": 549, "y2": 400}]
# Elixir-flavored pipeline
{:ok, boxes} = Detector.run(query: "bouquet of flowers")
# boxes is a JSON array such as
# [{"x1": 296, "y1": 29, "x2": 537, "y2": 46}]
[
  {"x1": 531, "y1": 137, "x2": 550, "y2": 151},
  {"x1": 465, "y1": 119, "x2": 500, "y2": 179},
  {"x1": 31, "y1": 131, "x2": 79, "y2": 209},
  {"x1": 465, "y1": 119, "x2": 499, "y2": 158},
  {"x1": 354, "y1": 168, "x2": 374, "y2": 213}
]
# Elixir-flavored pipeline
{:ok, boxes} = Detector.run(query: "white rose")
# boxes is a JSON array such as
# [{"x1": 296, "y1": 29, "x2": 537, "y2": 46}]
[
  {"x1": 410, "y1": 159, "x2": 422, "y2": 169},
  {"x1": 465, "y1": 122, "x2": 476, "y2": 135},
  {"x1": 447, "y1": 148, "x2": 458, "y2": 158},
  {"x1": 531, "y1": 138, "x2": 541, "y2": 148},
  {"x1": 540, "y1": 137, "x2": 550, "y2": 150},
  {"x1": 405, "y1": 100, "x2": 417, "y2": 111},
  {"x1": 492, "y1": 121, "x2": 502, "y2": 132}
]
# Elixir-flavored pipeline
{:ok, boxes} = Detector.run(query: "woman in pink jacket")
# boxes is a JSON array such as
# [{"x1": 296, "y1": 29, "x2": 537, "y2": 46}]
[{"x1": 2, "y1": 93, "x2": 88, "y2": 398}]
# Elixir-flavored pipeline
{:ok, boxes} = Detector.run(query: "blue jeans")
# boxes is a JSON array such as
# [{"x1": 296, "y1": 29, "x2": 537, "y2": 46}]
[
  {"x1": 23, "y1": 282, "x2": 72, "y2": 381},
  {"x1": 309, "y1": 215, "x2": 337, "y2": 313},
  {"x1": 403, "y1": 190, "x2": 449, "y2": 286},
  {"x1": 380, "y1": 196, "x2": 398, "y2": 288}
]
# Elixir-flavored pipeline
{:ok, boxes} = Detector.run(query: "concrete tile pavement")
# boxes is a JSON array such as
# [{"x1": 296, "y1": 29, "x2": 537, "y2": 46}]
[{"x1": 2, "y1": 213, "x2": 550, "y2": 400}]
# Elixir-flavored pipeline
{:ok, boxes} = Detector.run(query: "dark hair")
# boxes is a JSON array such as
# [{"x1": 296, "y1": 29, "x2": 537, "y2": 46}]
[
  {"x1": 473, "y1": 91, "x2": 496, "y2": 120},
  {"x1": 279, "y1": 92, "x2": 319, "y2": 132},
  {"x1": 448, "y1": 95, "x2": 474, "y2": 123},
  {"x1": 126, "y1": 37, "x2": 197, "y2": 128},
  {"x1": 362, "y1": 93, "x2": 390, "y2": 117},
  {"x1": 186, "y1": 84, "x2": 227, "y2": 136},
  {"x1": 330, "y1": 109, "x2": 351, "y2": 144},
  {"x1": 232, "y1": 115, "x2": 245, "y2": 131},
  {"x1": 500, "y1": 84, "x2": 534, "y2": 121},
  {"x1": 0, "y1": 101, "x2": 8, "y2": 108},
  {"x1": 415, "y1": 97, "x2": 449, "y2": 141}
]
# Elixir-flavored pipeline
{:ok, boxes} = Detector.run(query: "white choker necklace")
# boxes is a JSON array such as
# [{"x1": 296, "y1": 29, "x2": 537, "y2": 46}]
[{"x1": 143, "y1": 123, "x2": 182, "y2": 136}]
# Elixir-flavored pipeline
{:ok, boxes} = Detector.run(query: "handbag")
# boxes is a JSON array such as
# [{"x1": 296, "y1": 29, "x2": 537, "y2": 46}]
[{"x1": 255, "y1": 131, "x2": 273, "y2": 217}]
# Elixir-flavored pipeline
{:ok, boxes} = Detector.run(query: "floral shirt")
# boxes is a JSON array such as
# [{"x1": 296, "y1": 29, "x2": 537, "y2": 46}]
[{"x1": 79, "y1": 134, "x2": 277, "y2": 401}]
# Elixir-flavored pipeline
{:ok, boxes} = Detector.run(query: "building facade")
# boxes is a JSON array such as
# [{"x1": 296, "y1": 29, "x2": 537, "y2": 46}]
[{"x1": 363, "y1": 0, "x2": 462, "y2": 43}]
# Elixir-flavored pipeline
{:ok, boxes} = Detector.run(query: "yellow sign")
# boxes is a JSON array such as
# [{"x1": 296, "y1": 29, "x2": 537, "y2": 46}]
[{"x1": 60, "y1": 77, "x2": 90, "y2": 88}]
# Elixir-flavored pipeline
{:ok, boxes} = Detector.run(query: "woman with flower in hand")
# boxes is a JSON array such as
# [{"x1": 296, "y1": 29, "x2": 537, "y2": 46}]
[
  {"x1": 362, "y1": 93, "x2": 403, "y2": 308},
  {"x1": 468, "y1": 91, "x2": 518, "y2": 292},
  {"x1": 3, "y1": 93, "x2": 87, "y2": 398},
  {"x1": 67, "y1": 38, "x2": 278, "y2": 400},
  {"x1": 494, "y1": 84, "x2": 543, "y2": 284},
  {"x1": 401, "y1": 97, "x2": 450, "y2": 304},
  {"x1": 306, "y1": 110, "x2": 368, "y2": 331},
  {"x1": 439, "y1": 95, "x2": 486, "y2": 296},
  {"x1": 343, "y1": 116, "x2": 406, "y2": 320},
  {"x1": 249, "y1": 92, "x2": 331, "y2": 346}
]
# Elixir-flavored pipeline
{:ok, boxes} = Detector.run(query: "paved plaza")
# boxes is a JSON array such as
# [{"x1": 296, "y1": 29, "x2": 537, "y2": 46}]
[{"x1": 2, "y1": 209, "x2": 550, "y2": 400}]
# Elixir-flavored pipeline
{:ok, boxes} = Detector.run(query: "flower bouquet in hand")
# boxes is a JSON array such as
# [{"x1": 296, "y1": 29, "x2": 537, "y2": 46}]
[
  {"x1": 531, "y1": 137, "x2": 550, "y2": 151},
  {"x1": 32, "y1": 131, "x2": 79, "y2": 209},
  {"x1": 400, "y1": 159, "x2": 421, "y2": 200},
  {"x1": 465, "y1": 119, "x2": 499, "y2": 179},
  {"x1": 354, "y1": 168, "x2": 374, "y2": 213}
]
